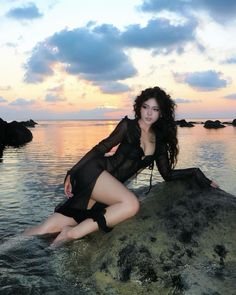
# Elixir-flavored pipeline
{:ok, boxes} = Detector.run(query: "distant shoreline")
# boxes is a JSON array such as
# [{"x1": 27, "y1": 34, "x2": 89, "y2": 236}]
[{"x1": 33, "y1": 118, "x2": 235, "y2": 122}]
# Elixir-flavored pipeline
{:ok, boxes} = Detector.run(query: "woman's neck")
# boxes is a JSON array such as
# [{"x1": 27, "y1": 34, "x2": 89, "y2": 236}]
[{"x1": 138, "y1": 119, "x2": 152, "y2": 133}]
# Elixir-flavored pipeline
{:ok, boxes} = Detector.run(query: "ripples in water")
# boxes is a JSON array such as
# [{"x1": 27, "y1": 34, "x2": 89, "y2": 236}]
[{"x1": 0, "y1": 120, "x2": 235, "y2": 293}]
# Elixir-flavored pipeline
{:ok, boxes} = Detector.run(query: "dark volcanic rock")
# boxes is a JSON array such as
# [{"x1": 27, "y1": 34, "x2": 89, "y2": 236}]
[
  {"x1": 204, "y1": 120, "x2": 225, "y2": 129},
  {"x1": 0, "y1": 118, "x2": 7, "y2": 144},
  {"x1": 232, "y1": 119, "x2": 236, "y2": 126},
  {"x1": 0, "y1": 118, "x2": 33, "y2": 147},
  {"x1": 176, "y1": 119, "x2": 195, "y2": 127},
  {"x1": 58, "y1": 179, "x2": 236, "y2": 295},
  {"x1": 20, "y1": 119, "x2": 38, "y2": 128},
  {"x1": 222, "y1": 121, "x2": 232, "y2": 125}
]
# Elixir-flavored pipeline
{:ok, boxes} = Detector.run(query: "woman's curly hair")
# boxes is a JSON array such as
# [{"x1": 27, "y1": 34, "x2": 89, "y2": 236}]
[{"x1": 133, "y1": 86, "x2": 179, "y2": 168}]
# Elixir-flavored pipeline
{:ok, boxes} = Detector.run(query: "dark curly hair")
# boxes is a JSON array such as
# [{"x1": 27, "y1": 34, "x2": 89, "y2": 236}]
[{"x1": 133, "y1": 86, "x2": 179, "y2": 168}]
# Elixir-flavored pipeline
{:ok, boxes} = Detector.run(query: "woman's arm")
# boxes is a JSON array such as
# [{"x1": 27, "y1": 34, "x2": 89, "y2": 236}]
[
  {"x1": 155, "y1": 144, "x2": 217, "y2": 188},
  {"x1": 67, "y1": 117, "x2": 128, "y2": 177}
]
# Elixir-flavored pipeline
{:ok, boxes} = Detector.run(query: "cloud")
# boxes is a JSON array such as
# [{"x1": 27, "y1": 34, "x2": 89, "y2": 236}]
[
  {"x1": 74, "y1": 106, "x2": 119, "y2": 119},
  {"x1": 140, "y1": 0, "x2": 186, "y2": 14},
  {"x1": 0, "y1": 97, "x2": 7, "y2": 103},
  {"x1": 121, "y1": 18, "x2": 197, "y2": 52},
  {"x1": 0, "y1": 105, "x2": 122, "y2": 121},
  {"x1": 5, "y1": 42, "x2": 17, "y2": 48},
  {"x1": 47, "y1": 85, "x2": 64, "y2": 92},
  {"x1": 174, "y1": 70, "x2": 228, "y2": 91},
  {"x1": 9, "y1": 98, "x2": 36, "y2": 106},
  {"x1": 24, "y1": 19, "x2": 198, "y2": 92},
  {"x1": 45, "y1": 84, "x2": 65, "y2": 101},
  {"x1": 196, "y1": 0, "x2": 236, "y2": 23},
  {"x1": 24, "y1": 42, "x2": 55, "y2": 82},
  {"x1": 24, "y1": 24, "x2": 136, "y2": 93},
  {"x1": 223, "y1": 56, "x2": 236, "y2": 64},
  {"x1": 0, "y1": 85, "x2": 12, "y2": 91},
  {"x1": 98, "y1": 82, "x2": 131, "y2": 94},
  {"x1": 223, "y1": 93, "x2": 236, "y2": 100},
  {"x1": 44, "y1": 94, "x2": 66, "y2": 102},
  {"x1": 174, "y1": 98, "x2": 194, "y2": 104},
  {"x1": 139, "y1": 0, "x2": 236, "y2": 24},
  {"x1": 6, "y1": 2, "x2": 43, "y2": 20}
]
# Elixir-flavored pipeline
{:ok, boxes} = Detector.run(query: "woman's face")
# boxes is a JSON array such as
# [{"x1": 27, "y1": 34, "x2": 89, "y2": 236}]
[{"x1": 140, "y1": 98, "x2": 161, "y2": 126}]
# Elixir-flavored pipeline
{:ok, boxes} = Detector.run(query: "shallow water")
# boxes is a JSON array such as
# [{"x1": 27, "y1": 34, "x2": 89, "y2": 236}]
[{"x1": 0, "y1": 120, "x2": 235, "y2": 294}]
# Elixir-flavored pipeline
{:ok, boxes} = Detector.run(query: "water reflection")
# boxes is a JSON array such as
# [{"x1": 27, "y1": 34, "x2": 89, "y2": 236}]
[
  {"x1": 177, "y1": 125, "x2": 236, "y2": 194},
  {"x1": 0, "y1": 120, "x2": 235, "y2": 293}
]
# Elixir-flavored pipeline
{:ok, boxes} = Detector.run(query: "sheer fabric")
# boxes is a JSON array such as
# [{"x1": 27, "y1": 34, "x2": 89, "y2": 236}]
[{"x1": 55, "y1": 117, "x2": 211, "y2": 217}]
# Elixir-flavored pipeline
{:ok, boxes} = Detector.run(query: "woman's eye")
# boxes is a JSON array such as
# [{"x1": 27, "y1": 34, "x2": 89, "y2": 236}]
[
  {"x1": 142, "y1": 105, "x2": 147, "y2": 109},
  {"x1": 154, "y1": 109, "x2": 159, "y2": 112}
]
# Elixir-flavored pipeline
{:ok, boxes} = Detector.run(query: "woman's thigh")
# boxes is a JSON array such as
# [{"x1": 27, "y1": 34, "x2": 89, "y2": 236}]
[{"x1": 90, "y1": 170, "x2": 136, "y2": 205}]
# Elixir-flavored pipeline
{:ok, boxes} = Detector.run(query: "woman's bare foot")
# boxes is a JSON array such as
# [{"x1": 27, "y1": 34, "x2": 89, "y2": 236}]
[{"x1": 51, "y1": 225, "x2": 73, "y2": 247}]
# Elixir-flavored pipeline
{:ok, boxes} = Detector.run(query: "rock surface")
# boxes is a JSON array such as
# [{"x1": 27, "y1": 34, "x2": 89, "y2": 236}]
[
  {"x1": 176, "y1": 119, "x2": 195, "y2": 127},
  {"x1": 20, "y1": 119, "x2": 38, "y2": 128},
  {"x1": 0, "y1": 118, "x2": 33, "y2": 147},
  {"x1": 58, "y1": 179, "x2": 236, "y2": 295},
  {"x1": 204, "y1": 120, "x2": 225, "y2": 129}
]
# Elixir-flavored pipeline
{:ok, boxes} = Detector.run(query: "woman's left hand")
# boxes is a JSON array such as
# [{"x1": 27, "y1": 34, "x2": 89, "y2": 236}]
[
  {"x1": 64, "y1": 175, "x2": 73, "y2": 198},
  {"x1": 210, "y1": 180, "x2": 219, "y2": 188}
]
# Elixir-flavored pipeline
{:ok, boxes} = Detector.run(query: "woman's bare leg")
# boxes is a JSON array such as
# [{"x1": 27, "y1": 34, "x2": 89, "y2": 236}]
[
  {"x1": 52, "y1": 171, "x2": 139, "y2": 245},
  {"x1": 23, "y1": 213, "x2": 77, "y2": 236},
  {"x1": 23, "y1": 190, "x2": 96, "y2": 237}
]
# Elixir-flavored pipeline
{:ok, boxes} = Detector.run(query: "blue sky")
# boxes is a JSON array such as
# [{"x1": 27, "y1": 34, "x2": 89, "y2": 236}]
[{"x1": 0, "y1": 0, "x2": 236, "y2": 120}]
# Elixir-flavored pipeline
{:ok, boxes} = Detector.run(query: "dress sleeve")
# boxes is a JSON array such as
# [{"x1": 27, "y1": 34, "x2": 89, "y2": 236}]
[
  {"x1": 66, "y1": 117, "x2": 128, "y2": 178},
  {"x1": 155, "y1": 143, "x2": 212, "y2": 188}
]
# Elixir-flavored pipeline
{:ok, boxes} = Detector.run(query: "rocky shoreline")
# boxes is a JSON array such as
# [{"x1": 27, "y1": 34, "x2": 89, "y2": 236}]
[
  {"x1": 176, "y1": 119, "x2": 236, "y2": 128},
  {"x1": 0, "y1": 118, "x2": 37, "y2": 157},
  {"x1": 57, "y1": 178, "x2": 236, "y2": 295}
]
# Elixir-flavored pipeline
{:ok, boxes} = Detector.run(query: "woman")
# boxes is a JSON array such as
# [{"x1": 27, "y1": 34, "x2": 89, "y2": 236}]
[{"x1": 24, "y1": 86, "x2": 218, "y2": 245}]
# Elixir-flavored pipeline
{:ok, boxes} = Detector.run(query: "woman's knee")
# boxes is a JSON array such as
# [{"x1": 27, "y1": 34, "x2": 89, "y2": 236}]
[{"x1": 124, "y1": 194, "x2": 140, "y2": 217}]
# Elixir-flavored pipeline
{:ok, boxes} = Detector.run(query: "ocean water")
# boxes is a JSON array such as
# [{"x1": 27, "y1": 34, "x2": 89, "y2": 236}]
[{"x1": 0, "y1": 120, "x2": 235, "y2": 294}]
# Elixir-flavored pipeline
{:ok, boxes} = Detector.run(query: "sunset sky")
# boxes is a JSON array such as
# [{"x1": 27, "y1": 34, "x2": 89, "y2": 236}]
[{"x1": 1, "y1": 0, "x2": 236, "y2": 121}]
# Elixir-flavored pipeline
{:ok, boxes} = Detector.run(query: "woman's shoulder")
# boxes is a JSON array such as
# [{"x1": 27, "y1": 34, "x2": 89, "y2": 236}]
[
  {"x1": 121, "y1": 116, "x2": 137, "y2": 125},
  {"x1": 113, "y1": 116, "x2": 131, "y2": 132},
  {"x1": 125, "y1": 117, "x2": 141, "y2": 134}
]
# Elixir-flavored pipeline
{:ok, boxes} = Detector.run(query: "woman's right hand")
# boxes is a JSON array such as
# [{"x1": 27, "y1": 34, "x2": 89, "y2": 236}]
[{"x1": 64, "y1": 175, "x2": 73, "y2": 198}]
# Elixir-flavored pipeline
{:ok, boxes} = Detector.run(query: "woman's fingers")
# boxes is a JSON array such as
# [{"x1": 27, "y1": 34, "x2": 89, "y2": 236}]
[
  {"x1": 65, "y1": 187, "x2": 73, "y2": 198},
  {"x1": 64, "y1": 177, "x2": 73, "y2": 198},
  {"x1": 210, "y1": 180, "x2": 219, "y2": 188}
]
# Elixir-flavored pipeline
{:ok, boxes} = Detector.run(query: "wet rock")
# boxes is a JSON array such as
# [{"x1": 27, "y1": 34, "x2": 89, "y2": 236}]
[
  {"x1": 214, "y1": 245, "x2": 228, "y2": 266},
  {"x1": 0, "y1": 118, "x2": 33, "y2": 147},
  {"x1": 60, "y1": 179, "x2": 236, "y2": 295},
  {"x1": 232, "y1": 119, "x2": 236, "y2": 126},
  {"x1": 20, "y1": 119, "x2": 38, "y2": 128},
  {"x1": 204, "y1": 120, "x2": 225, "y2": 129},
  {"x1": 0, "y1": 118, "x2": 7, "y2": 144},
  {"x1": 117, "y1": 244, "x2": 157, "y2": 283},
  {"x1": 176, "y1": 119, "x2": 195, "y2": 127}
]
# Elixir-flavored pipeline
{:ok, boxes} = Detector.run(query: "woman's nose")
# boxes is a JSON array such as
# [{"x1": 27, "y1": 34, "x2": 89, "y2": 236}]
[{"x1": 147, "y1": 108, "x2": 152, "y2": 115}]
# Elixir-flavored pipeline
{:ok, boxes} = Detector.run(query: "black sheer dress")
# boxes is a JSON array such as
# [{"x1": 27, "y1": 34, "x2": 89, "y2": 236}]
[{"x1": 55, "y1": 116, "x2": 211, "y2": 221}]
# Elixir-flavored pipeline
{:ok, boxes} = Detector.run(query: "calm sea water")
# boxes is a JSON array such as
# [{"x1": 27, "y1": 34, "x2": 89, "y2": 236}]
[{"x1": 0, "y1": 120, "x2": 235, "y2": 294}]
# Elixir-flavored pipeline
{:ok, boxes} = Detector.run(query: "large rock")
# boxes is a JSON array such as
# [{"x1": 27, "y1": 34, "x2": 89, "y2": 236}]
[
  {"x1": 0, "y1": 118, "x2": 33, "y2": 147},
  {"x1": 204, "y1": 120, "x2": 225, "y2": 129},
  {"x1": 232, "y1": 119, "x2": 236, "y2": 126},
  {"x1": 176, "y1": 119, "x2": 195, "y2": 127},
  {"x1": 20, "y1": 119, "x2": 38, "y2": 128},
  {"x1": 0, "y1": 118, "x2": 7, "y2": 144},
  {"x1": 59, "y1": 179, "x2": 236, "y2": 295}
]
